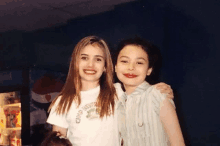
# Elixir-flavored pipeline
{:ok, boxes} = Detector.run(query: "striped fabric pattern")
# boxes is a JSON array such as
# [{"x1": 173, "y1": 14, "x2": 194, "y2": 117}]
[{"x1": 116, "y1": 81, "x2": 175, "y2": 146}]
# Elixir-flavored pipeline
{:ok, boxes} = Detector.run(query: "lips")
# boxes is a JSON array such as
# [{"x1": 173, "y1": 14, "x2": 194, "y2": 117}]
[
  {"x1": 123, "y1": 73, "x2": 137, "y2": 78},
  {"x1": 83, "y1": 69, "x2": 97, "y2": 75}
]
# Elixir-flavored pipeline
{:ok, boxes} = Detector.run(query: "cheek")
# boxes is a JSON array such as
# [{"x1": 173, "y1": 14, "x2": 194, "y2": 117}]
[
  {"x1": 78, "y1": 62, "x2": 82, "y2": 69},
  {"x1": 78, "y1": 59, "x2": 85, "y2": 66},
  {"x1": 137, "y1": 67, "x2": 148, "y2": 74},
  {"x1": 97, "y1": 62, "x2": 105, "y2": 71},
  {"x1": 115, "y1": 64, "x2": 122, "y2": 73},
  {"x1": 144, "y1": 69, "x2": 151, "y2": 76},
  {"x1": 101, "y1": 62, "x2": 106, "y2": 69}
]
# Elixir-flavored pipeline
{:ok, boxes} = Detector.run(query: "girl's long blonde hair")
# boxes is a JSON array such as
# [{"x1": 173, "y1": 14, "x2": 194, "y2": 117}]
[{"x1": 48, "y1": 36, "x2": 116, "y2": 118}]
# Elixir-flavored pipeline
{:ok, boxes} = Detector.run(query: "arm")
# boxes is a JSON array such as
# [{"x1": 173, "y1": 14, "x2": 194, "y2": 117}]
[
  {"x1": 160, "y1": 98, "x2": 185, "y2": 146},
  {"x1": 52, "y1": 125, "x2": 67, "y2": 137},
  {"x1": 47, "y1": 96, "x2": 68, "y2": 137},
  {"x1": 155, "y1": 82, "x2": 174, "y2": 99}
]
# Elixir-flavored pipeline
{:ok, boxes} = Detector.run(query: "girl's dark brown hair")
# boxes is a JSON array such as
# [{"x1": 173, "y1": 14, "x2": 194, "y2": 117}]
[
  {"x1": 40, "y1": 131, "x2": 72, "y2": 146},
  {"x1": 114, "y1": 37, "x2": 162, "y2": 84},
  {"x1": 49, "y1": 36, "x2": 116, "y2": 118}
]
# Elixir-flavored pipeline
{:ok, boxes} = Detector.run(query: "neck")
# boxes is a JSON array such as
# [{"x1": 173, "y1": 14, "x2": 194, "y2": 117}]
[
  {"x1": 124, "y1": 81, "x2": 145, "y2": 95},
  {"x1": 124, "y1": 85, "x2": 137, "y2": 95},
  {"x1": 81, "y1": 80, "x2": 100, "y2": 91}
]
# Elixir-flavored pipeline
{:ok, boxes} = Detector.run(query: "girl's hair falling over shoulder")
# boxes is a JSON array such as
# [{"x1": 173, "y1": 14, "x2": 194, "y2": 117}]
[
  {"x1": 40, "y1": 131, "x2": 72, "y2": 146},
  {"x1": 48, "y1": 36, "x2": 117, "y2": 118}
]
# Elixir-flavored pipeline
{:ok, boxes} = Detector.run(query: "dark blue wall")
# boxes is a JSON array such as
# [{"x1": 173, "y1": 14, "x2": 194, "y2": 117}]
[{"x1": 1, "y1": 0, "x2": 220, "y2": 145}]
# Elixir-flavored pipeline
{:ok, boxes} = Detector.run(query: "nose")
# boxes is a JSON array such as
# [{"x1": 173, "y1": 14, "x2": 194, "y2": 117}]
[
  {"x1": 128, "y1": 62, "x2": 135, "y2": 70},
  {"x1": 88, "y1": 59, "x2": 94, "y2": 67}
]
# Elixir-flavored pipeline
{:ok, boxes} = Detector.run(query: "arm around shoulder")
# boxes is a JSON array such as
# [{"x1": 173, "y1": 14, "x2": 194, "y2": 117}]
[{"x1": 160, "y1": 98, "x2": 185, "y2": 146}]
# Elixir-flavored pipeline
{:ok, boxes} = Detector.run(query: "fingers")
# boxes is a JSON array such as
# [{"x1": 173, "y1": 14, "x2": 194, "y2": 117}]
[
  {"x1": 166, "y1": 92, "x2": 174, "y2": 99},
  {"x1": 155, "y1": 82, "x2": 171, "y2": 91},
  {"x1": 159, "y1": 88, "x2": 173, "y2": 96},
  {"x1": 155, "y1": 82, "x2": 166, "y2": 88},
  {"x1": 155, "y1": 82, "x2": 174, "y2": 99}
]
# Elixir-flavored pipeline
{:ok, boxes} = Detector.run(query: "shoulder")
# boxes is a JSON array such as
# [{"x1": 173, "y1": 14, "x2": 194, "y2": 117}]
[
  {"x1": 149, "y1": 85, "x2": 166, "y2": 100},
  {"x1": 114, "y1": 82, "x2": 122, "y2": 89},
  {"x1": 49, "y1": 95, "x2": 62, "y2": 113},
  {"x1": 50, "y1": 95, "x2": 76, "y2": 114},
  {"x1": 114, "y1": 83, "x2": 124, "y2": 98},
  {"x1": 146, "y1": 86, "x2": 175, "y2": 113},
  {"x1": 53, "y1": 95, "x2": 62, "y2": 106}
]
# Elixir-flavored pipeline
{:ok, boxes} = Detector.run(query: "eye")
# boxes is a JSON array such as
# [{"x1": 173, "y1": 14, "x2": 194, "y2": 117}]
[
  {"x1": 120, "y1": 60, "x2": 128, "y2": 63},
  {"x1": 137, "y1": 62, "x2": 144, "y2": 65},
  {"x1": 81, "y1": 56, "x2": 88, "y2": 60},
  {"x1": 96, "y1": 58, "x2": 103, "y2": 62}
]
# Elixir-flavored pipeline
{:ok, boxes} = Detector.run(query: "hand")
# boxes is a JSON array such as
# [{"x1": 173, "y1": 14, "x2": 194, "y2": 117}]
[{"x1": 155, "y1": 82, "x2": 174, "y2": 99}]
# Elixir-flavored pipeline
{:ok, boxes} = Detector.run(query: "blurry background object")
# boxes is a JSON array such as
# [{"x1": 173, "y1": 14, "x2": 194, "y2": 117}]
[
  {"x1": 0, "y1": 91, "x2": 22, "y2": 146},
  {"x1": 29, "y1": 70, "x2": 65, "y2": 146}
]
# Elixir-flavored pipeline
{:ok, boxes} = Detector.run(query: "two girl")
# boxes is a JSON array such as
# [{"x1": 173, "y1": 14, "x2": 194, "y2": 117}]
[
  {"x1": 115, "y1": 38, "x2": 185, "y2": 146},
  {"x1": 47, "y1": 36, "x2": 175, "y2": 146}
]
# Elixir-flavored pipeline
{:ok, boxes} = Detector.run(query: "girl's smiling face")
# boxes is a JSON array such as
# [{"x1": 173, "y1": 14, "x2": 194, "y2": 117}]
[
  {"x1": 79, "y1": 44, "x2": 105, "y2": 87},
  {"x1": 115, "y1": 45, "x2": 152, "y2": 94}
]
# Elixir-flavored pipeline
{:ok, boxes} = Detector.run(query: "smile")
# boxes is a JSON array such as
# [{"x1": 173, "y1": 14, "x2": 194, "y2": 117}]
[
  {"x1": 123, "y1": 73, "x2": 137, "y2": 78},
  {"x1": 83, "y1": 69, "x2": 97, "y2": 74}
]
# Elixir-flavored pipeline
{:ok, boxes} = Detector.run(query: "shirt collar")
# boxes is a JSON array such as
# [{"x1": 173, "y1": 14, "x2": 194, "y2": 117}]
[
  {"x1": 126, "y1": 81, "x2": 151, "y2": 98},
  {"x1": 117, "y1": 81, "x2": 151, "y2": 108}
]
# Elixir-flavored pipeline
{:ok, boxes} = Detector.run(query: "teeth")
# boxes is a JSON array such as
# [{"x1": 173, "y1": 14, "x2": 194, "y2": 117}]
[{"x1": 84, "y1": 70, "x2": 96, "y2": 74}]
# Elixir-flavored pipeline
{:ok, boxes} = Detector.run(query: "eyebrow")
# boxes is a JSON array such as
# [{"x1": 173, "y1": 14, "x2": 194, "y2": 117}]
[
  {"x1": 81, "y1": 54, "x2": 104, "y2": 59},
  {"x1": 119, "y1": 56, "x2": 147, "y2": 62},
  {"x1": 119, "y1": 56, "x2": 129, "y2": 59}
]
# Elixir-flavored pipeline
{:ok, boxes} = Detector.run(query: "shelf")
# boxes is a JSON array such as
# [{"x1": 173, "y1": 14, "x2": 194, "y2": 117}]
[
  {"x1": 3, "y1": 103, "x2": 21, "y2": 108},
  {"x1": 5, "y1": 127, "x2": 21, "y2": 130},
  {"x1": 0, "y1": 127, "x2": 21, "y2": 130},
  {"x1": 0, "y1": 91, "x2": 22, "y2": 146}
]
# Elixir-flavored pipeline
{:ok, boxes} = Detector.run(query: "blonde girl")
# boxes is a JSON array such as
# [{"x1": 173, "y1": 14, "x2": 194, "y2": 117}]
[{"x1": 47, "y1": 36, "x2": 118, "y2": 146}]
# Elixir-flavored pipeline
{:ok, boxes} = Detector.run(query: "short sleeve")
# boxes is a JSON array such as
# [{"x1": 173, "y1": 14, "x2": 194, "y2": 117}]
[
  {"x1": 47, "y1": 96, "x2": 68, "y2": 128},
  {"x1": 150, "y1": 86, "x2": 175, "y2": 116}
]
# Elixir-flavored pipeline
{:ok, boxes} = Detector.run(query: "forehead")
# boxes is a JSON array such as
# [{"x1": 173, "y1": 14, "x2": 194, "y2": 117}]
[
  {"x1": 80, "y1": 44, "x2": 105, "y2": 56},
  {"x1": 119, "y1": 45, "x2": 148, "y2": 59}
]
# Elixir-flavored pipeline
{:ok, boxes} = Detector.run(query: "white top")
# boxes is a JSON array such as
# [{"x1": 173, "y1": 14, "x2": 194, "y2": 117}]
[{"x1": 47, "y1": 86, "x2": 120, "y2": 146}]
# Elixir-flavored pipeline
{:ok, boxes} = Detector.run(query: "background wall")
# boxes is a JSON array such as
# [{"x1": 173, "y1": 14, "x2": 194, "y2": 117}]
[{"x1": 1, "y1": 0, "x2": 220, "y2": 145}]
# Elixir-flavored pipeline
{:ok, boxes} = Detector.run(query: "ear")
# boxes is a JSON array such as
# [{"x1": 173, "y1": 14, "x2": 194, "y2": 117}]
[
  {"x1": 147, "y1": 68, "x2": 153, "y2": 76},
  {"x1": 114, "y1": 65, "x2": 117, "y2": 73},
  {"x1": 104, "y1": 67, "x2": 106, "y2": 72}
]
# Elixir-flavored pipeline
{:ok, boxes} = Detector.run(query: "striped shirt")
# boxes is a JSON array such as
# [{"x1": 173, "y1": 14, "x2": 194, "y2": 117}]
[{"x1": 116, "y1": 81, "x2": 175, "y2": 146}]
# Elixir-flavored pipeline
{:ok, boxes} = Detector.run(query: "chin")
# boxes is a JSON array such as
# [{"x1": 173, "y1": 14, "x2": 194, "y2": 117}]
[
  {"x1": 125, "y1": 79, "x2": 144, "y2": 86},
  {"x1": 122, "y1": 81, "x2": 137, "y2": 86}
]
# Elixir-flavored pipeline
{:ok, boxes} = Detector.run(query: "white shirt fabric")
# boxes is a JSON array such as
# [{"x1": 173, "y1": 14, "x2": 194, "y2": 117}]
[{"x1": 47, "y1": 86, "x2": 120, "y2": 146}]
